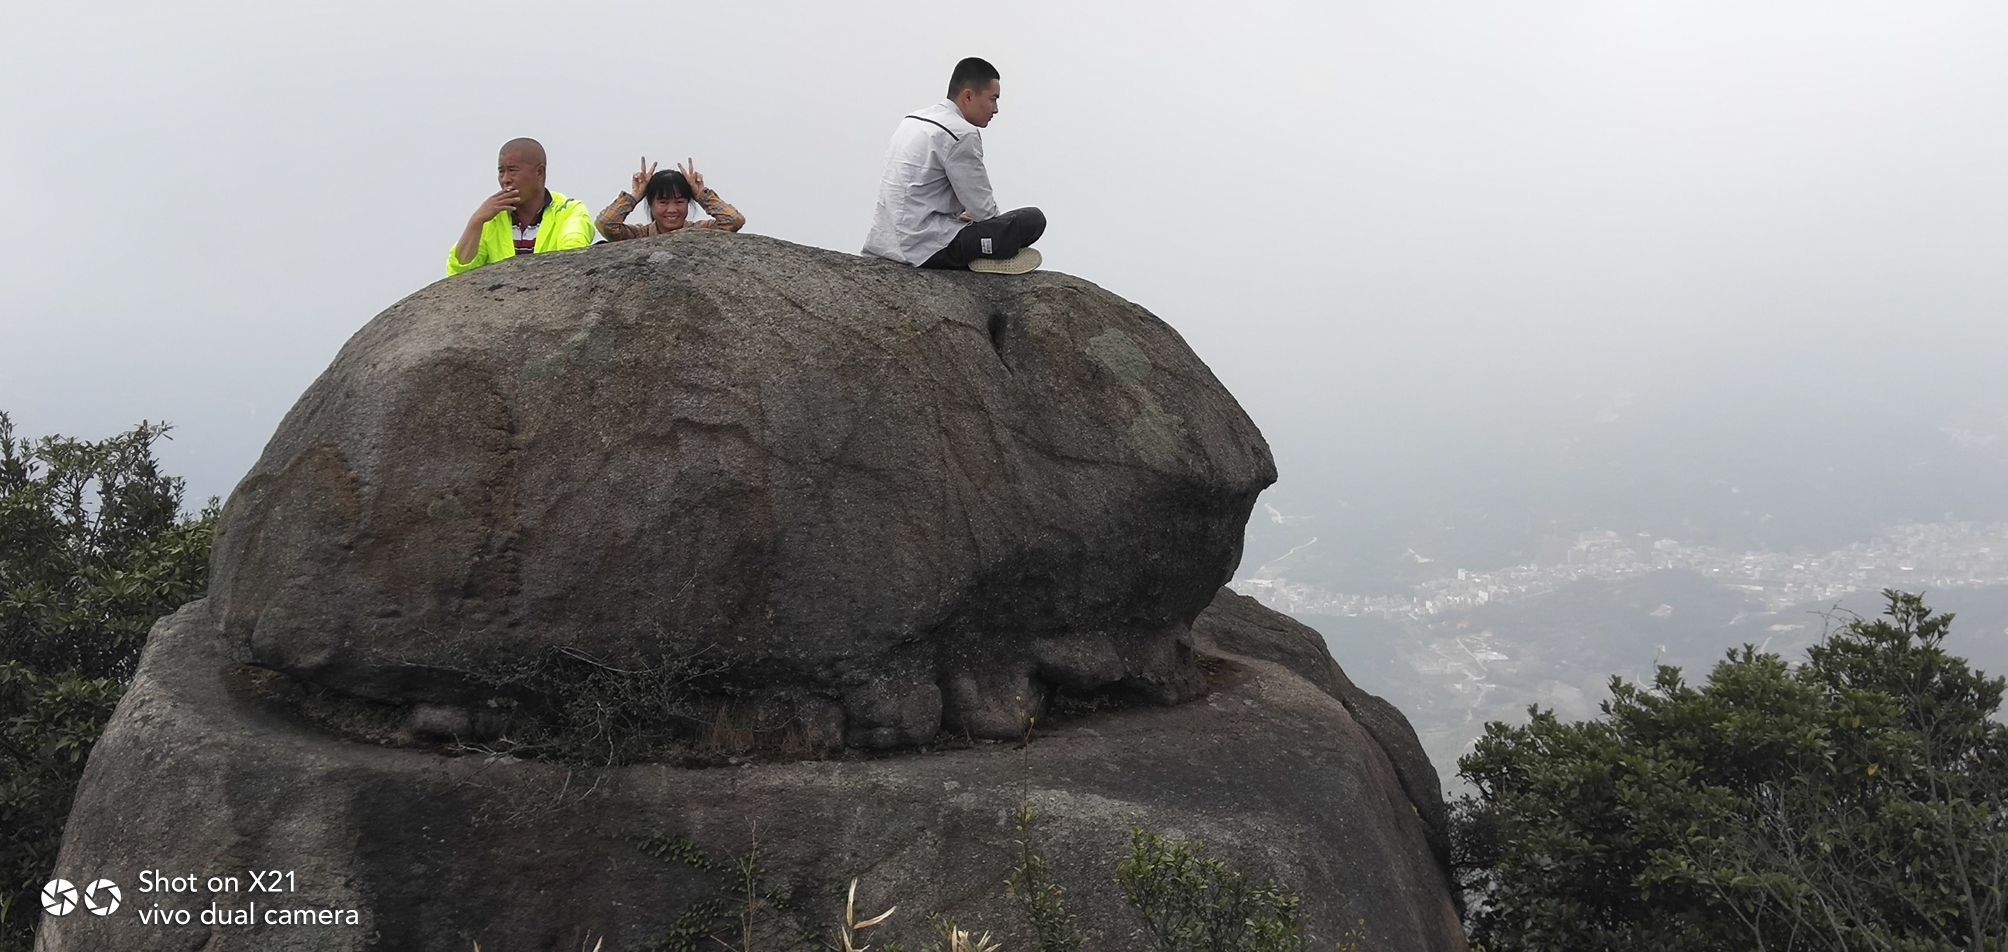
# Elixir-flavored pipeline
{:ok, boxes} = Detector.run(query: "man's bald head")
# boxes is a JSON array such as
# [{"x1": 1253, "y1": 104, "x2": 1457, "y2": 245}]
[
  {"x1": 495, "y1": 137, "x2": 549, "y2": 205},
  {"x1": 498, "y1": 137, "x2": 546, "y2": 166}
]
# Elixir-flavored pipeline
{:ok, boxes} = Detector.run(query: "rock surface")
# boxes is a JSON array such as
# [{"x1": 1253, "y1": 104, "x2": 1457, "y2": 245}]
[
  {"x1": 1194, "y1": 589, "x2": 1455, "y2": 870},
  {"x1": 208, "y1": 233, "x2": 1276, "y2": 745},
  {"x1": 41, "y1": 235, "x2": 1466, "y2": 950},
  {"x1": 39, "y1": 595, "x2": 1466, "y2": 952}
]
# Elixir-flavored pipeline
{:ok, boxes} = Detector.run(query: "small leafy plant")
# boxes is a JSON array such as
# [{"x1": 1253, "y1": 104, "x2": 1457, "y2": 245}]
[{"x1": 1117, "y1": 830, "x2": 1308, "y2": 952}]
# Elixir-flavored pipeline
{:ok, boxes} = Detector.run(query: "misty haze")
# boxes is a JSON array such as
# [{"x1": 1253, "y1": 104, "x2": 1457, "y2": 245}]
[
  {"x1": 9, "y1": 1, "x2": 2008, "y2": 784},
  {"x1": 7, "y1": 2, "x2": 2008, "y2": 948}
]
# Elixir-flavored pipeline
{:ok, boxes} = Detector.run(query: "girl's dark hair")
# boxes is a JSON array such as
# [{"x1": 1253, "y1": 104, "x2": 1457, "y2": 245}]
[{"x1": 643, "y1": 169, "x2": 696, "y2": 203}]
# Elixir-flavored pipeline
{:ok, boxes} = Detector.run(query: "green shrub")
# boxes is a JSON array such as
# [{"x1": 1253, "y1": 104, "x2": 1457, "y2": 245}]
[
  {"x1": 0, "y1": 412, "x2": 214, "y2": 951},
  {"x1": 1454, "y1": 591, "x2": 2008, "y2": 951},
  {"x1": 1117, "y1": 829, "x2": 1307, "y2": 952}
]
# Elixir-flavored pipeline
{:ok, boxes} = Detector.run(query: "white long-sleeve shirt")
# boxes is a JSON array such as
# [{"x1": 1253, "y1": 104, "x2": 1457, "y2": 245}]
[{"x1": 862, "y1": 99, "x2": 1001, "y2": 266}]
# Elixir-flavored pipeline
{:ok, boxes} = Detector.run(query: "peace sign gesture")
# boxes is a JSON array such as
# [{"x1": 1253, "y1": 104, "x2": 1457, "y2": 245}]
[
  {"x1": 630, "y1": 156, "x2": 658, "y2": 197},
  {"x1": 677, "y1": 158, "x2": 706, "y2": 194}
]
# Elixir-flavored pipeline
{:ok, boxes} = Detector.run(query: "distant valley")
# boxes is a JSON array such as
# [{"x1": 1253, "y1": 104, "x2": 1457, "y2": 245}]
[{"x1": 1236, "y1": 522, "x2": 2008, "y2": 787}]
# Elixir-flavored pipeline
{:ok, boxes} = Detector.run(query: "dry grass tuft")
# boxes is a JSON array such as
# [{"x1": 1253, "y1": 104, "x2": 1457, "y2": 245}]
[
  {"x1": 840, "y1": 876, "x2": 898, "y2": 951},
  {"x1": 700, "y1": 702, "x2": 759, "y2": 757},
  {"x1": 936, "y1": 919, "x2": 1002, "y2": 952}
]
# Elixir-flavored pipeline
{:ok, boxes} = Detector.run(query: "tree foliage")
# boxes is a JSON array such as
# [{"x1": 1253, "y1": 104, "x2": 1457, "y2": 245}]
[
  {"x1": 0, "y1": 412, "x2": 214, "y2": 949},
  {"x1": 1454, "y1": 591, "x2": 2008, "y2": 951}
]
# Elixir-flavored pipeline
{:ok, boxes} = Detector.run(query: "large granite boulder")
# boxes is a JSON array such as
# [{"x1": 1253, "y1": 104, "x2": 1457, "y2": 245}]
[
  {"x1": 38, "y1": 593, "x2": 1466, "y2": 952},
  {"x1": 207, "y1": 233, "x2": 1275, "y2": 746},
  {"x1": 38, "y1": 234, "x2": 1467, "y2": 950}
]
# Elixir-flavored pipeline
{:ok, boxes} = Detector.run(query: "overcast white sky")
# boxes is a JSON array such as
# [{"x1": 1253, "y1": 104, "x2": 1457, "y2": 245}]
[{"x1": 3, "y1": 1, "x2": 2006, "y2": 512}]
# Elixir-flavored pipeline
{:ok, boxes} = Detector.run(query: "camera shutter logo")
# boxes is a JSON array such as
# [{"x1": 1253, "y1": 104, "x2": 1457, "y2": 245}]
[
  {"x1": 40, "y1": 879, "x2": 79, "y2": 917},
  {"x1": 84, "y1": 879, "x2": 122, "y2": 916}
]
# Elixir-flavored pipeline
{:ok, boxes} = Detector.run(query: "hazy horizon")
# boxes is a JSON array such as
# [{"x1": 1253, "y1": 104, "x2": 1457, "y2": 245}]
[{"x1": 6, "y1": 2, "x2": 2007, "y2": 585}]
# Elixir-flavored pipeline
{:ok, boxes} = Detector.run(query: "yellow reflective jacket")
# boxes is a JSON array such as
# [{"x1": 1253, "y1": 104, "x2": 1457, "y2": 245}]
[{"x1": 446, "y1": 190, "x2": 597, "y2": 276}]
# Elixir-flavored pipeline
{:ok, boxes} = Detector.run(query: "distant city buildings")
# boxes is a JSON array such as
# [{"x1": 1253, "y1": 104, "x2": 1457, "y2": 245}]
[
  {"x1": 1237, "y1": 520, "x2": 2008, "y2": 790},
  {"x1": 1235, "y1": 521, "x2": 2008, "y2": 621}
]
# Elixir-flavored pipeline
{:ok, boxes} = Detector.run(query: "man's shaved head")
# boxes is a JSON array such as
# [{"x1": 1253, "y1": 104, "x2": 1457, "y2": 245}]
[
  {"x1": 499, "y1": 137, "x2": 546, "y2": 166},
  {"x1": 494, "y1": 137, "x2": 550, "y2": 211}
]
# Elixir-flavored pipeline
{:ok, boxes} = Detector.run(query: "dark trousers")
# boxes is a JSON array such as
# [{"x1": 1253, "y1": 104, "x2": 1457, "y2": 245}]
[{"x1": 922, "y1": 207, "x2": 1047, "y2": 269}]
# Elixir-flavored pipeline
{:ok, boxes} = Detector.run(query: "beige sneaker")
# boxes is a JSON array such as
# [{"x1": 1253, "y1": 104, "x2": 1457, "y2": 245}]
[{"x1": 968, "y1": 248, "x2": 1042, "y2": 275}]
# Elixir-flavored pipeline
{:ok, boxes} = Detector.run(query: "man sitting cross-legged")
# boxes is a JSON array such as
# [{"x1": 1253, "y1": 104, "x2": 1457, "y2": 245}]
[{"x1": 863, "y1": 57, "x2": 1046, "y2": 275}]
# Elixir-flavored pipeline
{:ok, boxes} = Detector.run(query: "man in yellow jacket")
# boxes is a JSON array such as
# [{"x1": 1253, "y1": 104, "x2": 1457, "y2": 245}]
[{"x1": 447, "y1": 138, "x2": 597, "y2": 276}]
